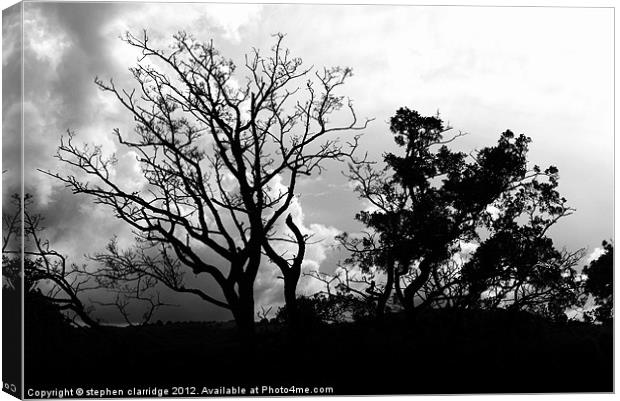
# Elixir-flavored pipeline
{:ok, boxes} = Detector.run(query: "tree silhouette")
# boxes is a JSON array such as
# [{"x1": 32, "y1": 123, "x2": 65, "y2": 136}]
[
  {"x1": 341, "y1": 108, "x2": 577, "y2": 317},
  {"x1": 45, "y1": 31, "x2": 369, "y2": 337},
  {"x1": 460, "y1": 239, "x2": 584, "y2": 321},
  {"x1": 583, "y1": 241, "x2": 613, "y2": 323},
  {"x1": 2, "y1": 194, "x2": 99, "y2": 327},
  {"x1": 304, "y1": 264, "x2": 383, "y2": 320}
]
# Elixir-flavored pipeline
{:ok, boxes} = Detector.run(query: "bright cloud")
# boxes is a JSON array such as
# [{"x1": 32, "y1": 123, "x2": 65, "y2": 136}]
[
  {"x1": 24, "y1": 7, "x2": 72, "y2": 70},
  {"x1": 586, "y1": 247, "x2": 605, "y2": 265},
  {"x1": 101, "y1": 3, "x2": 263, "y2": 47}
]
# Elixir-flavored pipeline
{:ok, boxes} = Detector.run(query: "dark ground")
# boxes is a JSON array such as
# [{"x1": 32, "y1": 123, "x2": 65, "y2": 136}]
[{"x1": 24, "y1": 308, "x2": 613, "y2": 396}]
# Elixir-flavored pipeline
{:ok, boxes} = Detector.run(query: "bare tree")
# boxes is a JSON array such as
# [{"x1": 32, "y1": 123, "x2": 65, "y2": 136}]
[
  {"x1": 87, "y1": 239, "x2": 176, "y2": 327},
  {"x1": 45, "y1": 31, "x2": 369, "y2": 338},
  {"x1": 2, "y1": 194, "x2": 99, "y2": 327}
]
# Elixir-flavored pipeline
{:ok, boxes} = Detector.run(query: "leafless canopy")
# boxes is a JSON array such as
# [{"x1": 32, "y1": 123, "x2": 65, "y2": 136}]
[
  {"x1": 44, "y1": 31, "x2": 370, "y2": 332},
  {"x1": 2, "y1": 195, "x2": 100, "y2": 327}
]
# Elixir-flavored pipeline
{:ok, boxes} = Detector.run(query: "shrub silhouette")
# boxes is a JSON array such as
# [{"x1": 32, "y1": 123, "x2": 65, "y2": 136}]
[
  {"x1": 583, "y1": 241, "x2": 613, "y2": 323},
  {"x1": 337, "y1": 108, "x2": 581, "y2": 320}
]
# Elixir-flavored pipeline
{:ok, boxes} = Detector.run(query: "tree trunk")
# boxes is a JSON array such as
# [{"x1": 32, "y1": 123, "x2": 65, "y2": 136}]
[
  {"x1": 280, "y1": 215, "x2": 305, "y2": 333},
  {"x1": 283, "y1": 266, "x2": 301, "y2": 332},
  {"x1": 235, "y1": 309, "x2": 255, "y2": 342},
  {"x1": 403, "y1": 260, "x2": 433, "y2": 314},
  {"x1": 376, "y1": 263, "x2": 394, "y2": 320},
  {"x1": 227, "y1": 279, "x2": 256, "y2": 343}
]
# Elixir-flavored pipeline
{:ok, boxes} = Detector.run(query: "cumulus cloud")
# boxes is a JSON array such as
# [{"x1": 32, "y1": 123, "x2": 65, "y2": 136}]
[{"x1": 16, "y1": 1, "x2": 267, "y2": 233}]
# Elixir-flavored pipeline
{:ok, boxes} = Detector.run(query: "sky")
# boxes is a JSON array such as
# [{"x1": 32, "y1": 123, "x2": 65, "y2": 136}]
[{"x1": 2, "y1": 2, "x2": 614, "y2": 323}]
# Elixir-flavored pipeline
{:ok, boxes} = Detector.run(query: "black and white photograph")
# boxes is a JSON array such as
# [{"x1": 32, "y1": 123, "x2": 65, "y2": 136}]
[{"x1": 1, "y1": 1, "x2": 615, "y2": 398}]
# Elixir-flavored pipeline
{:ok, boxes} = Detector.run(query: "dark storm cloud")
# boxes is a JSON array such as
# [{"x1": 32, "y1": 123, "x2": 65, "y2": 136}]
[
  {"x1": 26, "y1": 3, "x2": 132, "y2": 125},
  {"x1": 3, "y1": 4, "x2": 23, "y2": 206},
  {"x1": 22, "y1": 2, "x2": 135, "y2": 183},
  {"x1": 18, "y1": 5, "x2": 143, "y2": 319}
]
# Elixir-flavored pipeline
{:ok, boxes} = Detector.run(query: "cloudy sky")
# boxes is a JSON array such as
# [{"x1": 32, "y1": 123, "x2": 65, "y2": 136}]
[{"x1": 2, "y1": 2, "x2": 613, "y2": 323}]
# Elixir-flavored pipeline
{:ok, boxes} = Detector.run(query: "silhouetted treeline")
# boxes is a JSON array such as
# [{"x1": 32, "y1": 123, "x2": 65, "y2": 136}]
[{"x1": 24, "y1": 307, "x2": 612, "y2": 394}]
